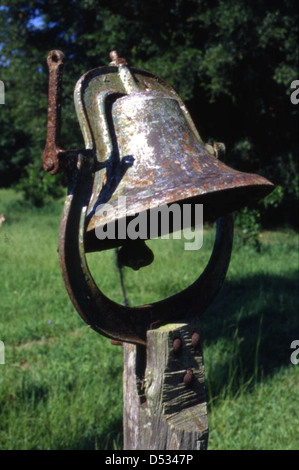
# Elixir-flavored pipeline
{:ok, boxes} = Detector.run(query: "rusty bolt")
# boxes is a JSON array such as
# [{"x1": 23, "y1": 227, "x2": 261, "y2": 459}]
[
  {"x1": 191, "y1": 331, "x2": 200, "y2": 349},
  {"x1": 213, "y1": 142, "x2": 226, "y2": 159},
  {"x1": 173, "y1": 337, "x2": 182, "y2": 354},
  {"x1": 109, "y1": 50, "x2": 128, "y2": 66},
  {"x1": 183, "y1": 368, "x2": 194, "y2": 387},
  {"x1": 43, "y1": 157, "x2": 55, "y2": 172}
]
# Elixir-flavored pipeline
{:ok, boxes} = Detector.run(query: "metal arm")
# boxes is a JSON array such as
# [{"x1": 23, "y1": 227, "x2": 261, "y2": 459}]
[{"x1": 43, "y1": 50, "x2": 66, "y2": 174}]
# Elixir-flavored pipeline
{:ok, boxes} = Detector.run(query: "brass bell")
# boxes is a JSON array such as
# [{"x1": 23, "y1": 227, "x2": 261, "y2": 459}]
[
  {"x1": 79, "y1": 54, "x2": 273, "y2": 252},
  {"x1": 86, "y1": 88, "x2": 272, "y2": 237},
  {"x1": 43, "y1": 49, "x2": 273, "y2": 255},
  {"x1": 42, "y1": 50, "x2": 274, "y2": 345}
]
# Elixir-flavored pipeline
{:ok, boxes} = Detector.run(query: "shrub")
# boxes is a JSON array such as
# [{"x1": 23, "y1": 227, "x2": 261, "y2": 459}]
[{"x1": 16, "y1": 163, "x2": 64, "y2": 207}]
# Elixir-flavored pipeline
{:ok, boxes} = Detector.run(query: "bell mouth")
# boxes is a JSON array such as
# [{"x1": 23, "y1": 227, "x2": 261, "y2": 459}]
[
  {"x1": 84, "y1": 174, "x2": 274, "y2": 252},
  {"x1": 86, "y1": 167, "x2": 273, "y2": 230},
  {"x1": 189, "y1": 180, "x2": 274, "y2": 221}
]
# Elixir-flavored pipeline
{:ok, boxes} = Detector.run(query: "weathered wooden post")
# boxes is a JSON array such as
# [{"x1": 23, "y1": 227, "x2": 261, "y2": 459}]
[
  {"x1": 123, "y1": 324, "x2": 208, "y2": 450},
  {"x1": 42, "y1": 49, "x2": 274, "y2": 450}
]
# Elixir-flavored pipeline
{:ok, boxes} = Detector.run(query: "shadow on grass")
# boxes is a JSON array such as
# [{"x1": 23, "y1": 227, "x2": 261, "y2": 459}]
[{"x1": 202, "y1": 270, "x2": 299, "y2": 398}]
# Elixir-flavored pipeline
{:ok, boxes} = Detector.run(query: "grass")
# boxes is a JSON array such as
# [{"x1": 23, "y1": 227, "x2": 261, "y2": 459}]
[{"x1": 0, "y1": 188, "x2": 298, "y2": 450}]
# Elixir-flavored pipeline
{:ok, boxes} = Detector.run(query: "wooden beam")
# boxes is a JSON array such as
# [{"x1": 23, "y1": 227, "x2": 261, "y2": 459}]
[{"x1": 123, "y1": 323, "x2": 208, "y2": 450}]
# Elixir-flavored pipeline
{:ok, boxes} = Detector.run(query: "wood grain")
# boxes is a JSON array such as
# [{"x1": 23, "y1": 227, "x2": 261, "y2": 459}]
[{"x1": 123, "y1": 323, "x2": 208, "y2": 450}]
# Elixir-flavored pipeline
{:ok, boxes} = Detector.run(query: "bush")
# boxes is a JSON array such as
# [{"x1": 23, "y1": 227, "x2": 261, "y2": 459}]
[
  {"x1": 234, "y1": 186, "x2": 284, "y2": 251},
  {"x1": 234, "y1": 207, "x2": 262, "y2": 252},
  {"x1": 16, "y1": 163, "x2": 64, "y2": 207}
]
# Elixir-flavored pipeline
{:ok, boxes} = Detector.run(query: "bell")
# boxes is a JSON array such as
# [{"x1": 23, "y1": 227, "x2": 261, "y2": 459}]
[
  {"x1": 80, "y1": 56, "x2": 273, "y2": 252},
  {"x1": 86, "y1": 90, "x2": 272, "y2": 232},
  {"x1": 42, "y1": 50, "x2": 274, "y2": 344},
  {"x1": 43, "y1": 50, "x2": 273, "y2": 254}
]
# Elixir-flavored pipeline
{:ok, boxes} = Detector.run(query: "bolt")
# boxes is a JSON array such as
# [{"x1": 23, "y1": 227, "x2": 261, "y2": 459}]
[
  {"x1": 213, "y1": 142, "x2": 226, "y2": 159},
  {"x1": 183, "y1": 368, "x2": 194, "y2": 388},
  {"x1": 173, "y1": 337, "x2": 182, "y2": 354},
  {"x1": 109, "y1": 50, "x2": 119, "y2": 62},
  {"x1": 43, "y1": 158, "x2": 54, "y2": 172},
  {"x1": 191, "y1": 331, "x2": 200, "y2": 349},
  {"x1": 109, "y1": 50, "x2": 127, "y2": 66}
]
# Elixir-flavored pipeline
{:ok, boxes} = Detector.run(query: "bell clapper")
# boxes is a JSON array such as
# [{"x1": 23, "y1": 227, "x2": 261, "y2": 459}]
[{"x1": 117, "y1": 239, "x2": 154, "y2": 271}]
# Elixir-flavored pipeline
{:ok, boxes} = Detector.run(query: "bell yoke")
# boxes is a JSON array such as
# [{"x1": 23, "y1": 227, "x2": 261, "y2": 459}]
[{"x1": 42, "y1": 50, "x2": 274, "y2": 345}]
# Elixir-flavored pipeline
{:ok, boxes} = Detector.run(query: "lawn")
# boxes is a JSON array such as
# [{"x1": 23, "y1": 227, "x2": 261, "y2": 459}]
[{"x1": 0, "y1": 188, "x2": 298, "y2": 450}]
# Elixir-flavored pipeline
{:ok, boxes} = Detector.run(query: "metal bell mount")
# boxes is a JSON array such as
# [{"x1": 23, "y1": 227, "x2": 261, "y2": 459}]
[{"x1": 42, "y1": 50, "x2": 274, "y2": 345}]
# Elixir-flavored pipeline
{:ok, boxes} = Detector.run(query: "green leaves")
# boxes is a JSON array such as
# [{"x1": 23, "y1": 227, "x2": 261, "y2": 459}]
[
  {"x1": 16, "y1": 162, "x2": 64, "y2": 207},
  {"x1": 0, "y1": 0, "x2": 297, "y2": 217}
]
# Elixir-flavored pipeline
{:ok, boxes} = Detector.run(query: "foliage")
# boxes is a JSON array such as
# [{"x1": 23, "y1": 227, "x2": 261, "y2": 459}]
[
  {"x1": 0, "y1": 0, "x2": 298, "y2": 217},
  {"x1": 16, "y1": 162, "x2": 64, "y2": 207},
  {"x1": 261, "y1": 184, "x2": 284, "y2": 210},
  {"x1": 234, "y1": 207, "x2": 262, "y2": 252},
  {"x1": 234, "y1": 185, "x2": 284, "y2": 250}
]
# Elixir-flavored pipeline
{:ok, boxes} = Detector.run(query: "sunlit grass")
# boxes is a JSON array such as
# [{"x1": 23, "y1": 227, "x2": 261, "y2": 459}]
[{"x1": 0, "y1": 189, "x2": 298, "y2": 449}]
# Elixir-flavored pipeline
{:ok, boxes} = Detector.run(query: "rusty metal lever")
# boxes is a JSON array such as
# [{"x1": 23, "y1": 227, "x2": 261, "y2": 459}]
[{"x1": 43, "y1": 50, "x2": 66, "y2": 174}]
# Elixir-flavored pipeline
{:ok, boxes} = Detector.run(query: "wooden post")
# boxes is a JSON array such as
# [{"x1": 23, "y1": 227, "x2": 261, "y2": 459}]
[{"x1": 123, "y1": 323, "x2": 208, "y2": 450}]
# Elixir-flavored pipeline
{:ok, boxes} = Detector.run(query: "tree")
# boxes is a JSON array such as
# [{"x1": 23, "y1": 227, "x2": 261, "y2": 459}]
[{"x1": 0, "y1": 0, "x2": 298, "y2": 219}]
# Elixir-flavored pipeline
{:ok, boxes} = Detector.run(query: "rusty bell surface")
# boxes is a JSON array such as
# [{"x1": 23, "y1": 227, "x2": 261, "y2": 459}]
[
  {"x1": 86, "y1": 88, "x2": 273, "y2": 235},
  {"x1": 42, "y1": 50, "x2": 274, "y2": 345},
  {"x1": 43, "y1": 49, "x2": 273, "y2": 248}
]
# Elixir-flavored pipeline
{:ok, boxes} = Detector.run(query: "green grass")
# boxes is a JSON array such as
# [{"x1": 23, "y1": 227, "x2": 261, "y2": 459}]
[{"x1": 0, "y1": 188, "x2": 298, "y2": 450}]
